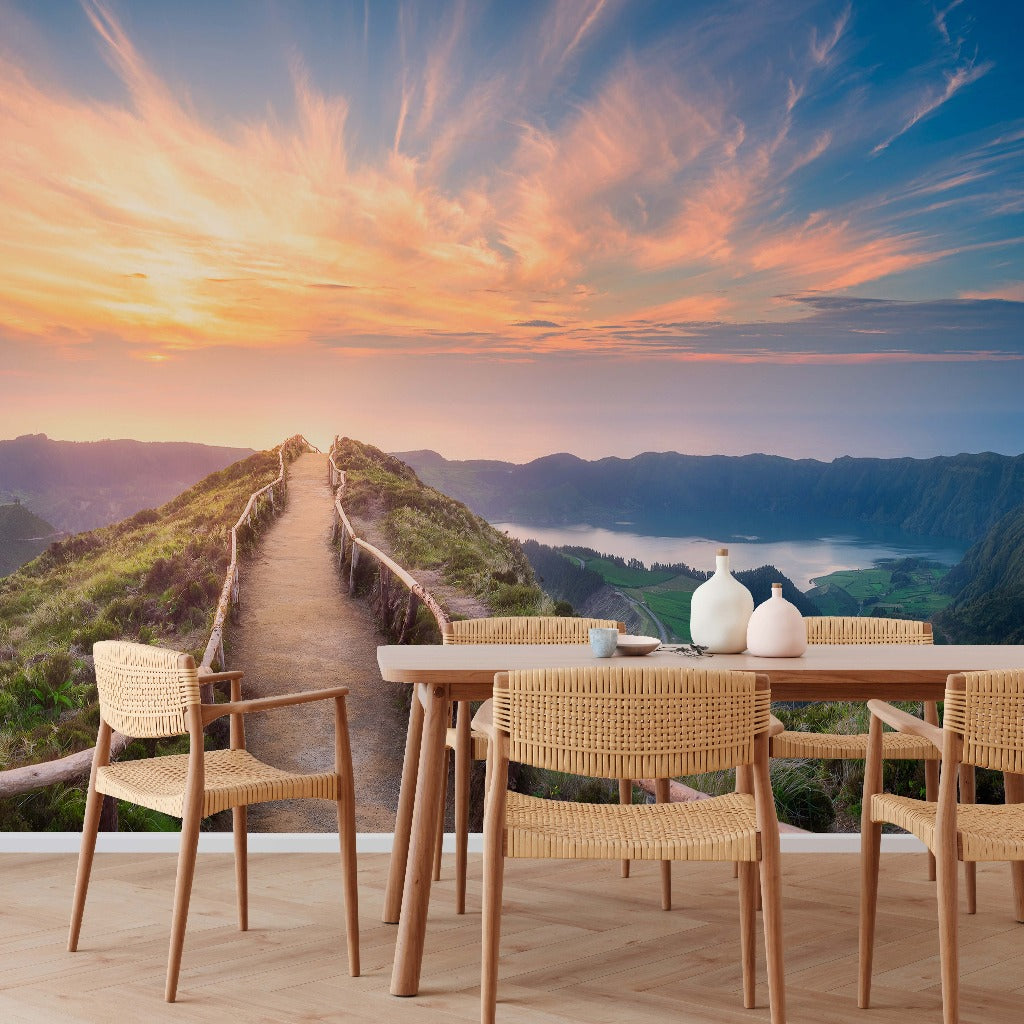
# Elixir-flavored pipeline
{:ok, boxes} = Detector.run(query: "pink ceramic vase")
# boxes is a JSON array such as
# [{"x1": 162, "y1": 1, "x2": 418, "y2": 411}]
[{"x1": 745, "y1": 583, "x2": 807, "y2": 658}]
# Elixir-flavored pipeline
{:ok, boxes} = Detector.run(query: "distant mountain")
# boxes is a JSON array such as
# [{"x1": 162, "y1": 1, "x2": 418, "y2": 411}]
[
  {"x1": 0, "y1": 501, "x2": 59, "y2": 577},
  {"x1": 395, "y1": 449, "x2": 1024, "y2": 543},
  {"x1": 933, "y1": 502, "x2": 1024, "y2": 643},
  {"x1": 0, "y1": 434, "x2": 254, "y2": 533}
]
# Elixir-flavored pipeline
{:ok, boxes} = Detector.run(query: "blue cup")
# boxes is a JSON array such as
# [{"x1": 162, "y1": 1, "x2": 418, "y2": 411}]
[{"x1": 589, "y1": 627, "x2": 619, "y2": 658}]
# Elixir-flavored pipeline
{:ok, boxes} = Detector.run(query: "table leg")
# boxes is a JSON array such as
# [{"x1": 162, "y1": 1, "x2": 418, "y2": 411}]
[
  {"x1": 383, "y1": 693, "x2": 424, "y2": 924},
  {"x1": 454, "y1": 700, "x2": 471, "y2": 916},
  {"x1": 391, "y1": 683, "x2": 449, "y2": 996},
  {"x1": 1005, "y1": 771, "x2": 1024, "y2": 922}
]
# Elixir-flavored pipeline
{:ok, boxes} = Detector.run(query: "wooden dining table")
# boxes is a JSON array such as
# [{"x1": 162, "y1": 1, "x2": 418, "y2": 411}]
[{"x1": 376, "y1": 641, "x2": 1024, "y2": 997}]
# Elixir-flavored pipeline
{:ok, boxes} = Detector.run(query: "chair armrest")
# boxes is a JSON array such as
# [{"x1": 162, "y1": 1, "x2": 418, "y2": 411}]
[
  {"x1": 471, "y1": 698, "x2": 494, "y2": 740},
  {"x1": 866, "y1": 700, "x2": 943, "y2": 751},
  {"x1": 198, "y1": 670, "x2": 244, "y2": 684},
  {"x1": 201, "y1": 686, "x2": 350, "y2": 724},
  {"x1": 768, "y1": 714, "x2": 785, "y2": 738}
]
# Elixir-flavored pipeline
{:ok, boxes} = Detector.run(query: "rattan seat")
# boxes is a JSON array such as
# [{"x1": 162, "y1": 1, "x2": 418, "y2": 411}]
[
  {"x1": 68, "y1": 640, "x2": 359, "y2": 1003},
  {"x1": 504, "y1": 789, "x2": 760, "y2": 861},
  {"x1": 860, "y1": 670, "x2": 1024, "y2": 1024},
  {"x1": 436, "y1": 615, "x2": 624, "y2": 914},
  {"x1": 481, "y1": 665, "x2": 785, "y2": 1024},
  {"x1": 771, "y1": 729, "x2": 940, "y2": 760},
  {"x1": 871, "y1": 796, "x2": 1024, "y2": 861},
  {"x1": 770, "y1": 616, "x2": 935, "y2": 761},
  {"x1": 97, "y1": 748, "x2": 340, "y2": 818}
]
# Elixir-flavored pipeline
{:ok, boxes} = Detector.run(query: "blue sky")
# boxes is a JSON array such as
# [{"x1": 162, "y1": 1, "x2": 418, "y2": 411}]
[{"x1": 0, "y1": 0, "x2": 1021, "y2": 460}]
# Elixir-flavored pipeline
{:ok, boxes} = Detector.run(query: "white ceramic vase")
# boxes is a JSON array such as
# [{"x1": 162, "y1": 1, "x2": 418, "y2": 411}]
[
  {"x1": 688, "y1": 548, "x2": 754, "y2": 654},
  {"x1": 746, "y1": 583, "x2": 807, "y2": 658}
]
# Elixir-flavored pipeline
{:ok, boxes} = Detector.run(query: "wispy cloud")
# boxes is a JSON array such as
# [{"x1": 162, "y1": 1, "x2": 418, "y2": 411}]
[
  {"x1": 0, "y1": 0, "x2": 1014, "y2": 368},
  {"x1": 872, "y1": 57, "x2": 993, "y2": 154},
  {"x1": 810, "y1": 3, "x2": 850, "y2": 67}
]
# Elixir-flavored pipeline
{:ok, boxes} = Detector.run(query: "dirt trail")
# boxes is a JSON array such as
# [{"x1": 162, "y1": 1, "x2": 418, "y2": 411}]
[{"x1": 226, "y1": 452, "x2": 406, "y2": 832}]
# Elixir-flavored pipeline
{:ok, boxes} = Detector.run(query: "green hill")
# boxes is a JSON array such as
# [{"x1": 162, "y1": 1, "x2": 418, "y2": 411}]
[
  {"x1": 0, "y1": 441, "x2": 302, "y2": 830},
  {"x1": 933, "y1": 503, "x2": 1024, "y2": 643},
  {"x1": 0, "y1": 502, "x2": 59, "y2": 577},
  {"x1": 332, "y1": 438, "x2": 544, "y2": 621}
]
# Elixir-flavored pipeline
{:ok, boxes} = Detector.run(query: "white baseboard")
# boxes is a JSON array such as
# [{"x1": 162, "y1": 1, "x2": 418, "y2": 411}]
[{"x1": 0, "y1": 832, "x2": 925, "y2": 854}]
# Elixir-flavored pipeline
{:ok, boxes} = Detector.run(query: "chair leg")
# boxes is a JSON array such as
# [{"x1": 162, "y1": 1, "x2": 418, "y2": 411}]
[
  {"x1": 655, "y1": 778, "x2": 671, "y2": 910},
  {"x1": 738, "y1": 860, "x2": 757, "y2": 1009},
  {"x1": 758, "y1": 845, "x2": 786, "y2": 1024},
  {"x1": 1003, "y1": 771, "x2": 1024, "y2": 923},
  {"x1": 736, "y1": 765, "x2": 761, "y2": 910},
  {"x1": 165, "y1": 801, "x2": 203, "y2": 1002},
  {"x1": 935, "y1": 843, "x2": 960, "y2": 1024},
  {"x1": 925, "y1": 759, "x2": 939, "y2": 881},
  {"x1": 454, "y1": 704, "x2": 471, "y2": 915},
  {"x1": 433, "y1": 747, "x2": 450, "y2": 883},
  {"x1": 68, "y1": 784, "x2": 105, "y2": 952},
  {"x1": 619, "y1": 778, "x2": 632, "y2": 878},
  {"x1": 858, "y1": 816, "x2": 882, "y2": 1008},
  {"x1": 959, "y1": 764, "x2": 977, "y2": 914},
  {"x1": 233, "y1": 806, "x2": 248, "y2": 931},
  {"x1": 924, "y1": 701, "x2": 939, "y2": 883},
  {"x1": 335, "y1": 696, "x2": 361, "y2": 978},
  {"x1": 481, "y1": 810, "x2": 505, "y2": 1024},
  {"x1": 337, "y1": 796, "x2": 361, "y2": 978}
]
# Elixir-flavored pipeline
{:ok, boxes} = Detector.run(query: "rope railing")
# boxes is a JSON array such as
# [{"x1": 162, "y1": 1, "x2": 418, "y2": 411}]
[
  {"x1": 0, "y1": 435, "x2": 317, "y2": 800},
  {"x1": 328, "y1": 440, "x2": 449, "y2": 641}
]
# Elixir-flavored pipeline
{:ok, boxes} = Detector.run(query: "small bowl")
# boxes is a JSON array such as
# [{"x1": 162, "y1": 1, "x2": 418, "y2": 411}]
[{"x1": 616, "y1": 635, "x2": 661, "y2": 656}]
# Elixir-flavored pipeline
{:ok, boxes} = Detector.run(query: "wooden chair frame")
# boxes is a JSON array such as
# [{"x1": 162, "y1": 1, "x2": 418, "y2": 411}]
[
  {"x1": 770, "y1": 617, "x2": 975, "y2": 895},
  {"x1": 436, "y1": 616, "x2": 624, "y2": 914},
  {"x1": 68, "y1": 642, "x2": 359, "y2": 1002},
  {"x1": 859, "y1": 670, "x2": 1024, "y2": 1024},
  {"x1": 481, "y1": 666, "x2": 785, "y2": 1024}
]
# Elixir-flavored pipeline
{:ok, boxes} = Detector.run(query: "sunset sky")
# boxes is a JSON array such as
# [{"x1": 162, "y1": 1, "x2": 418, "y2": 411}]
[{"x1": 1, "y1": 0, "x2": 1021, "y2": 461}]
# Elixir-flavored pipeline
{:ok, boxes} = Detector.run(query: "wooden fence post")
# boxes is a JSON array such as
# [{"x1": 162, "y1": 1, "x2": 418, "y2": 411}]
[
  {"x1": 349, "y1": 545, "x2": 360, "y2": 595},
  {"x1": 400, "y1": 593, "x2": 420, "y2": 643}
]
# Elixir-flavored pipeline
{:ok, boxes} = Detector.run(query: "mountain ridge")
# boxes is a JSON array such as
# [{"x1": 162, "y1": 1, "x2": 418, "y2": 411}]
[
  {"x1": 395, "y1": 448, "x2": 1024, "y2": 543},
  {"x1": 0, "y1": 434, "x2": 254, "y2": 533}
]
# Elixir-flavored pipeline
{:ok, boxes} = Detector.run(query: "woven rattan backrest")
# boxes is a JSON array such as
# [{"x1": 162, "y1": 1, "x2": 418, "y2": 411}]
[
  {"x1": 493, "y1": 666, "x2": 768, "y2": 778},
  {"x1": 805, "y1": 616, "x2": 932, "y2": 645},
  {"x1": 942, "y1": 671, "x2": 1024, "y2": 774},
  {"x1": 93, "y1": 640, "x2": 200, "y2": 738},
  {"x1": 443, "y1": 616, "x2": 621, "y2": 645}
]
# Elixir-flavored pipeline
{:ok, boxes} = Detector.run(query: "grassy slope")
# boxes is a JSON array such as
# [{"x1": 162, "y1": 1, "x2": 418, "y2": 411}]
[
  {"x1": 934, "y1": 502, "x2": 1024, "y2": 644},
  {"x1": 0, "y1": 442, "x2": 300, "y2": 830},
  {"x1": 333, "y1": 438, "x2": 545, "y2": 623}
]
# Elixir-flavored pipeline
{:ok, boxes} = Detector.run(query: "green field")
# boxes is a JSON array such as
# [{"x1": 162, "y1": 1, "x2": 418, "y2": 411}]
[
  {"x1": 639, "y1": 588, "x2": 695, "y2": 640},
  {"x1": 580, "y1": 556, "x2": 675, "y2": 589},
  {"x1": 805, "y1": 558, "x2": 951, "y2": 620}
]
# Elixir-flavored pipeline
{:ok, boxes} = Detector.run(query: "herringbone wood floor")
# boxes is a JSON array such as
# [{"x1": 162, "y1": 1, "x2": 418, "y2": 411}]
[{"x1": 1, "y1": 853, "x2": 1021, "y2": 1023}]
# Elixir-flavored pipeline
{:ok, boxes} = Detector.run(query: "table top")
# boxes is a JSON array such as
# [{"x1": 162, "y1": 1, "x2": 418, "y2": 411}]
[{"x1": 376, "y1": 642, "x2": 1024, "y2": 701}]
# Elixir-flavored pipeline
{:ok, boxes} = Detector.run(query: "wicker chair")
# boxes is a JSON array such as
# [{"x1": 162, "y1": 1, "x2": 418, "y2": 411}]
[
  {"x1": 859, "y1": 670, "x2": 1024, "y2": 1024},
  {"x1": 436, "y1": 616, "x2": 624, "y2": 913},
  {"x1": 68, "y1": 641, "x2": 359, "y2": 1002},
  {"x1": 481, "y1": 665, "x2": 785, "y2": 1024},
  {"x1": 769, "y1": 616, "x2": 978, "y2": 896}
]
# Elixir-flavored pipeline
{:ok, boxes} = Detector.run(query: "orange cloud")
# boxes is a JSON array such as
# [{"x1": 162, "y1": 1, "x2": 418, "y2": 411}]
[
  {"x1": 750, "y1": 219, "x2": 940, "y2": 292},
  {"x1": 0, "y1": 1, "x2": 960, "y2": 361}
]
